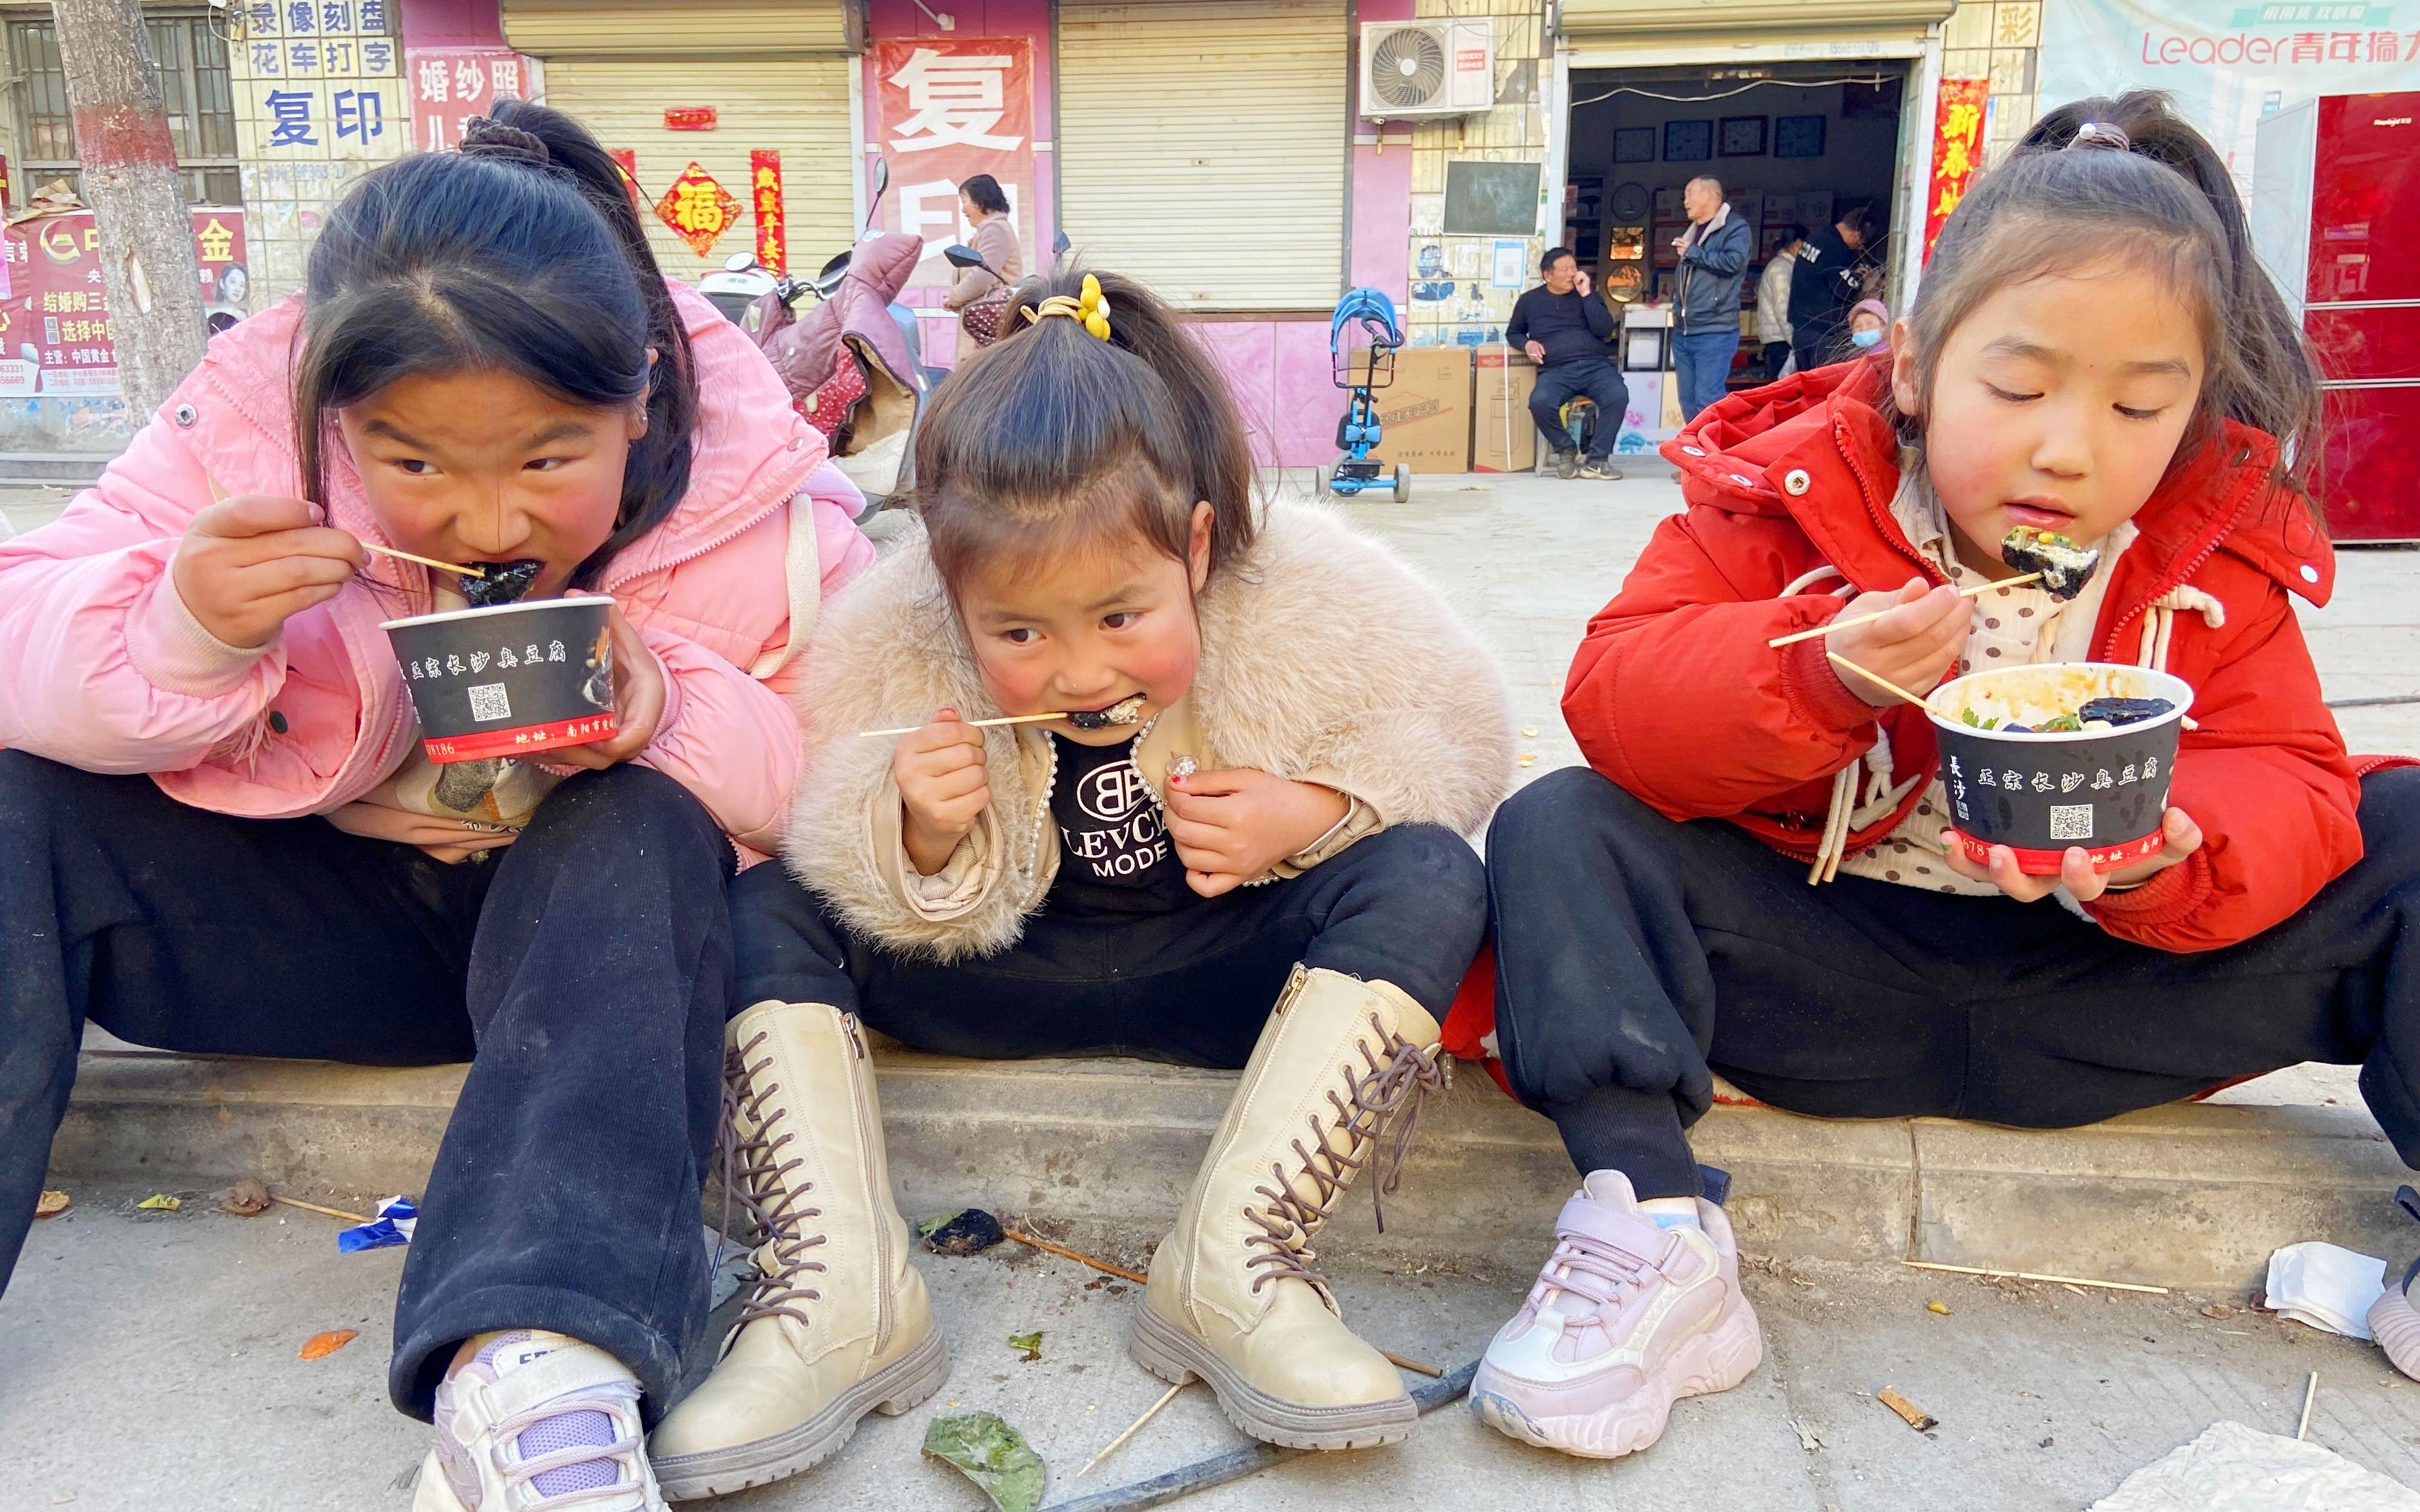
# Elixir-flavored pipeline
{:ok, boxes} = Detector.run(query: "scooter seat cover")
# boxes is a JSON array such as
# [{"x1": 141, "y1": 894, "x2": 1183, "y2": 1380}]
[{"x1": 797, "y1": 355, "x2": 870, "y2": 439}]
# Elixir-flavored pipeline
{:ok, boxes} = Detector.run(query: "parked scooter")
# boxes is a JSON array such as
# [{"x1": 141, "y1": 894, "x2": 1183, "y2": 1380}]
[{"x1": 716, "y1": 160, "x2": 925, "y2": 518}]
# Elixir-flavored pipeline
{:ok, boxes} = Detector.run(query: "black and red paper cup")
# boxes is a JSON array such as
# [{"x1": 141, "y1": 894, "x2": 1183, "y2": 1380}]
[
  {"x1": 383, "y1": 596, "x2": 616, "y2": 763},
  {"x1": 1925, "y1": 663, "x2": 2193, "y2": 876}
]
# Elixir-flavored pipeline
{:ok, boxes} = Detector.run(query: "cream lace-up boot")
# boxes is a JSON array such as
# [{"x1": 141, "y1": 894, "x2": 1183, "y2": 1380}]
[
  {"x1": 1131, "y1": 965, "x2": 1448, "y2": 1450},
  {"x1": 649, "y1": 1002, "x2": 948, "y2": 1501}
]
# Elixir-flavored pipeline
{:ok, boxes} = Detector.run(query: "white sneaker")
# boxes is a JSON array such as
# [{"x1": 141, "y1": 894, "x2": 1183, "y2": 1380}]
[{"x1": 414, "y1": 1330, "x2": 666, "y2": 1511}]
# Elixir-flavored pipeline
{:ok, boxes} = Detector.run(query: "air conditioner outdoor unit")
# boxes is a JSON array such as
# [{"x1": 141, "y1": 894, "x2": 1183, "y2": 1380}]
[{"x1": 1358, "y1": 17, "x2": 1496, "y2": 119}]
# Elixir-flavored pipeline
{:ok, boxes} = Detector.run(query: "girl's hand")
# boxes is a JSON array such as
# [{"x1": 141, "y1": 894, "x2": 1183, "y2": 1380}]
[
  {"x1": 172, "y1": 494, "x2": 364, "y2": 649},
  {"x1": 1164, "y1": 769, "x2": 1349, "y2": 898},
  {"x1": 897, "y1": 708, "x2": 990, "y2": 876},
  {"x1": 551, "y1": 609, "x2": 666, "y2": 770},
  {"x1": 1824, "y1": 577, "x2": 1971, "y2": 707},
  {"x1": 1945, "y1": 807, "x2": 2203, "y2": 904}
]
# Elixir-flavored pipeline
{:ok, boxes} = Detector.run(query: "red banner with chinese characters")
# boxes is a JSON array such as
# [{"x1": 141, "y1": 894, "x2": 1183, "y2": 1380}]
[
  {"x1": 873, "y1": 36, "x2": 1035, "y2": 287},
  {"x1": 0, "y1": 209, "x2": 249, "y2": 397},
  {"x1": 664, "y1": 107, "x2": 717, "y2": 131},
  {"x1": 1924, "y1": 77, "x2": 1991, "y2": 263},
  {"x1": 405, "y1": 47, "x2": 538, "y2": 154},
  {"x1": 607, "y1": 148, "x2": 642, "y2": 210},
  {"x1": 654, "y1": 163, "x2": 742, "y2": 259},
  {"x1": 750, "y1": 150, "x2": 786, "y2": 275}
]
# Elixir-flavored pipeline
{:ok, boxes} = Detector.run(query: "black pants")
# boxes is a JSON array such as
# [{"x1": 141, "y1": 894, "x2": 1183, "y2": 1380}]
[
  {"x1": 1791, "y1": 319, "x2": 1844, "y2": 377},
  {"x1": 1762, "y1": 340, "x2": 1792, "y2": 383},
  {"x1": 1486, "y1": 764, "x2": 2420, "y2": 1199},
  {"x1": 0, "y1": 752, "x2": 737, "y2": 1423},
  {"x1": 1528, "y1": 357, "x2": 1629, "y2": 463},
  {"x1": 733, "y1": 824, "x2": 1487, "y2": 1067}
]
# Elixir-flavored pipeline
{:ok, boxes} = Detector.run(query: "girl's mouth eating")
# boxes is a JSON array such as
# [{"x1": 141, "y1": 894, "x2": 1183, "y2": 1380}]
[
  {"x1": 1063, "y1": 694, "x2": 1148, "y2": 731},
  {"x1": 456, "y1": 558, "x2": 546, "y2": 607}
]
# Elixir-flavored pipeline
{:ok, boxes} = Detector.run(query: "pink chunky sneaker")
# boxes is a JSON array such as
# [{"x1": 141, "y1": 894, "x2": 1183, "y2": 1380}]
[
  {"x1": 414, "y1": 1330, "x2": 666, "y2": 1510},
  {"x1": 1469, "y1": 1171, "x2": 1762, "y2": 1458}
]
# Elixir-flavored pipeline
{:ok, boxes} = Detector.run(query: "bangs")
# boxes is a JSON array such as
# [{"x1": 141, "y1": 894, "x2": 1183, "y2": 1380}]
[{"x1": 926, "y1": 461, "x2": 1194, "y2": 596}]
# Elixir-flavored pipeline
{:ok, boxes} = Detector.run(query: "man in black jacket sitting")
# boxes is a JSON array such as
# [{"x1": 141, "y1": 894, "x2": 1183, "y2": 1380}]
[{"x1": 1506, "y1": 247, "x2": 1625, "y2": 480}]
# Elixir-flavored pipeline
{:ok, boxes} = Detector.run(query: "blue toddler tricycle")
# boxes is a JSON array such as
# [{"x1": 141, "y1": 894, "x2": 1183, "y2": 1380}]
[{"x1": 1319, "y1": 287, "x2": 1412, "y2": 502}]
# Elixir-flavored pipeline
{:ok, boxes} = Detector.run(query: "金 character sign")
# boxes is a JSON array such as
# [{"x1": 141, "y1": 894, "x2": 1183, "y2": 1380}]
[{"x1": 873, "y1": 37, "x2": 1035, "y2": 286}]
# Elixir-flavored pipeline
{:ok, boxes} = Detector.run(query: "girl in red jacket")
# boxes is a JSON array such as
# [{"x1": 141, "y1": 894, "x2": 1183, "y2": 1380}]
[{"x1": 1467, "y1": 93, "x2": 2420, "y2": 1459}]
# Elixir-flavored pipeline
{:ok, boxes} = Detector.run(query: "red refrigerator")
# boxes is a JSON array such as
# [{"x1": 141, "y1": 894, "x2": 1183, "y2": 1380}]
[{"x1": 2254, "y1": 92, "x2": 2420, "y2": 542}]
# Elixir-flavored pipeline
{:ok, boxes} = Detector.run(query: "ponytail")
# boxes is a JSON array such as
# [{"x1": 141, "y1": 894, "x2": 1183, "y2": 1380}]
[{"x1": 915, "y1": 269, "x2": 1256, "y2": 593}]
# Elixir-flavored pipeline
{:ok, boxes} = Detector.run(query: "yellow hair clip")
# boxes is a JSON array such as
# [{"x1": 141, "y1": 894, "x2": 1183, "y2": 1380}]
[{"x1": 1025, "y1": 274, "x2": 1113, "y2": 341}]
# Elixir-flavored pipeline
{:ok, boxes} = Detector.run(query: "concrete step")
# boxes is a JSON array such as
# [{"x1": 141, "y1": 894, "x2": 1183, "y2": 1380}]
[{"x1": 52, "y1": 1040, "x2": 2411, "y2": 1291}]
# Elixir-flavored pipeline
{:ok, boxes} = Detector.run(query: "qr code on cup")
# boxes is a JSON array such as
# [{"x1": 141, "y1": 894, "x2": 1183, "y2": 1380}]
[
  {"x1": 2048, "y1": 803, "x2": 2095, "y2": 841},
  {"x1": 467, "y1": 683, "x2": 513, "y2": 724}
]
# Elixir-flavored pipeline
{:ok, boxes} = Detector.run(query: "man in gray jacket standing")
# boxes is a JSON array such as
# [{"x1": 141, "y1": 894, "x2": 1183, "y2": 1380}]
[{"x1": 1669, "y1": 176, "x2": 1753, "y2": 420}]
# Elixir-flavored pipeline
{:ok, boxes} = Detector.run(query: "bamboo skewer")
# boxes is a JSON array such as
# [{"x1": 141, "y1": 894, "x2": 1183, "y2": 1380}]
[
  {"x1": 270, "y1": 1194, "x2": 376, "y2": 1224},
  {"x1": 358, "y1": 541, "x2": 489, "y2": 580},
  {"x1": 2297, "y1": 1370, "x2": 2319, "y2": 1439},
  {"x1": 202, "y1": 473, "x2": 487, "y2": 581},
  {"x1": 1825, "y1": 652, "x2": 1935, "y2": 713},
  {"x1": 1002, "y1": 1228, "x2": 1443, "y2": 1377},
  {"x1": 1769, "y1": 572, "x2": 2048, "y2": 647},
  {"x1": 1077, "y1": 1382, "x2": 1186, "y2": 1481},
  {"x1": 857, "y1": 711, "x2": 1074, "y2": 739},
  {"x1": 1900, "y1": 1259, "x2": 2169, "y2": 1295}
]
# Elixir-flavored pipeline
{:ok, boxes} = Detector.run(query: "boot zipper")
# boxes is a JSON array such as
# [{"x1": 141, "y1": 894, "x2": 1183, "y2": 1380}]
[
  {"x1": 840, "y1": 1012, "x2": 894, "y2": 1351},
  {"x1": 1274, "y1": 963, "x2": 1308, "y2": 1016}
]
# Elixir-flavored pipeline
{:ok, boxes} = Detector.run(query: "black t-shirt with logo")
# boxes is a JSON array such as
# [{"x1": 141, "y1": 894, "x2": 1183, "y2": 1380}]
[{"x1": 1045, "y1": 733, "x2": 1196, "y2": 916}]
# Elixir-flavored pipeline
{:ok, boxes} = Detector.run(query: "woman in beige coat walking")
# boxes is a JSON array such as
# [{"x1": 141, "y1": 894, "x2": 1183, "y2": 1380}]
[{"x1": 942, "y1": 173, "x2": 1022, "y2": 364}]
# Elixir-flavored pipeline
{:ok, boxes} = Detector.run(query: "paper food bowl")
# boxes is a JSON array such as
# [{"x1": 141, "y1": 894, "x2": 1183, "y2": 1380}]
[
  {"x1": 1924, "y1": 662, "x2": 2193, "y2": 875},
  {"x1": 383, "y1": 596, "x2": 616, "y2": 763}
]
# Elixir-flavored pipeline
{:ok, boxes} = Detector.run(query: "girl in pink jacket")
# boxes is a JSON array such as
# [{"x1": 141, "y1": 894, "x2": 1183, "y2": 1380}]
[{"x1": 0, "y1": 103, "x2": 871, "y2": 1507}]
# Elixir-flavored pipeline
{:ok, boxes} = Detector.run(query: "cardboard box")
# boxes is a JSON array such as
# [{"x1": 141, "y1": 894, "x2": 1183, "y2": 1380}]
[
  {"x1": 1472, "y1": 347, "x2": 1537, "y2": 473},
  {"x1": 1368, "y1": 346, "x2": 1472, "y2": 475}
]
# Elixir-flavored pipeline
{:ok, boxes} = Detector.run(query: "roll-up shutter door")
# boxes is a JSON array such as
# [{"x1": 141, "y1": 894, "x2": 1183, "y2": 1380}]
[
  {"x1": 1056, "y1": 0, "x2": 1347, "y2": 311},
  {"x1": 502, "y1": 0, "x2": 858, "y2": 58},
  {"x1": 539, "y1": 58, "x2": 854, "y2": 281},
  {"x1": 1558, "y1": 0, "x2": 1952, "y2": 42}
]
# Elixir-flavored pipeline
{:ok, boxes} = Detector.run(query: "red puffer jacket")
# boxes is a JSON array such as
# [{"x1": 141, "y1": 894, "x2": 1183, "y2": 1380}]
[{"x1": 1567, "y1": 355, "x2": 2379, "y2": 954}]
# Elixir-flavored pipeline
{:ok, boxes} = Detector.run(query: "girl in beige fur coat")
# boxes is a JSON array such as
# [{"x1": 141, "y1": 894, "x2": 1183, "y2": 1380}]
[{"x1": 646, "y1": 271, "x2": 1511, "y2": 1498}]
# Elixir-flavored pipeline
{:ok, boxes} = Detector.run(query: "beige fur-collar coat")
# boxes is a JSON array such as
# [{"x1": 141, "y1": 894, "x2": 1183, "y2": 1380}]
[{"x1": 785, "y1": 498, "x2": 1514, "y2": 961}]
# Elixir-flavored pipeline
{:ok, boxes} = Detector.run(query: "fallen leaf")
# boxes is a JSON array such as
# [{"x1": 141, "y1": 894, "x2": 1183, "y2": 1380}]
[
  {"x1": 1791, "y1": 1417, "x2": 1823, "y2": 1452},
  {"x1": 924, "y1": 1411, "x2": 1047, "y2": 1512},
  {"x1": 1876, "y1": 1388, "x2": 1937, "y2": 1432},
  {"x1": 1007, "y1": 1331, "x2": 1041, "y2": 1363},
  {"x1": 221, "y1": 1179, "x2": 272, "y2": 1217},
  {"x1": 34, "y1": 1190, "x2": 69, "y2": 1219},
  {"x1": 2200, "y1": 1303, "x2": 2233, "y2": 1319},
  {"x1": 1926, "y1": 1300, "x2": 1950, "y2": 1315},
  {"x1": 299, "y1": 1329, "x2": 359, "y2": 1360},
  {"x1": 136, "y1": 1193, "x2": 181, "y2": 1211}
]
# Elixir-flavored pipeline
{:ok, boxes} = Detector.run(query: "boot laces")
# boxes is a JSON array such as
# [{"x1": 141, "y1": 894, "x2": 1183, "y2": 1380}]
[
  {"x1": 1241, "y1": 1013, "x2": 1446, "y2": 1301},
  {"x1": 1528, "y1": 1228, "x2": 1658, "y2": 1327},
  {"x1": 714, "y1": 1031, "x2": 829, "y2": 1336}
]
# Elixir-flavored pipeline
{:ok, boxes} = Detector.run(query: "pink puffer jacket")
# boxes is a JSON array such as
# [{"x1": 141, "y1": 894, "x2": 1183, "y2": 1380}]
[{"x1": 0, "y1": 281, "x2": 876, "y2": 857}]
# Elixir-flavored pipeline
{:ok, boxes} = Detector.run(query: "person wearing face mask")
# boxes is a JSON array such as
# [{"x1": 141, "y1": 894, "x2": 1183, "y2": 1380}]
[{"x1": 1846, "y1": 298, "x2": 1891, "y2": 353}]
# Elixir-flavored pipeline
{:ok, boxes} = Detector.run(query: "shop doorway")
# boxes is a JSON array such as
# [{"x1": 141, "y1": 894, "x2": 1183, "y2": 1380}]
[{"x1": 1561, "y1": 59, "x2": 1918, "y2": 413}]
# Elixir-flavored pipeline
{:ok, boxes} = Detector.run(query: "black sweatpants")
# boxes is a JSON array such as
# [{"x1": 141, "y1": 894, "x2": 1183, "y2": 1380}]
[
  {"x1": 0, "y1": 752, "x2": 737, "y2": 1423},
  {"x1": 1487, "y1": 764, "x2": 2420, "y2": 1199},
  {"x1": 1528, "y1": 357, "x2": 1630, "y2": 464},
  {"x1": 732, "y1": 824, "x2": 1487, "y2": 1066}
]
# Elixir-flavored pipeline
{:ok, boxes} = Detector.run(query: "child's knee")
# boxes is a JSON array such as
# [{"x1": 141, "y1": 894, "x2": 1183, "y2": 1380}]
[
  {"x1": 2359, "y1": 766, "x2": 2420, "y2": 884},
  {"x1": 1486, "y1": 765, "x2": 1636, "y2": 872}
]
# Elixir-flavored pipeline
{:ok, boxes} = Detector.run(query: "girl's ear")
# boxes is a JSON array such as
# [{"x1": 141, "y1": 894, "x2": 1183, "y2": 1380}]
[
  {"x1": 1187, "y1": 500, "x2": 1214, "y2": 592},
  {"x1": 1888, "y1": 317, "x2": 1922, "y2": 418},
  {"x1": 625, "y1": 349, "x2": 657, "y2": 442}
]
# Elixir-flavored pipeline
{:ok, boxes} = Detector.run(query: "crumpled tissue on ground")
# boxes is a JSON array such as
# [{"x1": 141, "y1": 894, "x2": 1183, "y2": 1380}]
[
  {"x1": 2089, "y1": 1420, "x2": 2420, "y2": 1511},
  {"x1": 2265, "y1": 1240, "x2": 2389, "y2": 1340}
]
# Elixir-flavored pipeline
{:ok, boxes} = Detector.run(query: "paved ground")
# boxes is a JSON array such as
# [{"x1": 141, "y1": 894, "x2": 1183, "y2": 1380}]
[
  {"x1": 8, "y1": 476, "x2": 2420, "y2": 1508},
  {"x1": 12, "y1": 1177, "x2": 2420, "y2": 1511}
]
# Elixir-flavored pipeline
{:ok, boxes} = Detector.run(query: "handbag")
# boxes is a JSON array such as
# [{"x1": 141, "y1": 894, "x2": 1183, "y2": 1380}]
[{"x1": 960, "y1": 283, "x2": 1013, "y2": 348}]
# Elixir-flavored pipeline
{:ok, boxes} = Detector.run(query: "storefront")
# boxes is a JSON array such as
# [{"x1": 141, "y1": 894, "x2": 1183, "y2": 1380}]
[
  {"x1": 501, "y1": 0, "x2": 859, "y2": 280},
  {"x1": 1551, "y1": 0, "x2": 1954, "y2": 425}
]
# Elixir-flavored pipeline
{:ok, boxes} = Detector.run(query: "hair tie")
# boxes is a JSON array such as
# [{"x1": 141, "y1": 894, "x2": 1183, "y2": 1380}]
[
  {"x1": 459, "y1": 117, "x2": 570, "y2": 178},
  {"x1": 2067, "y1": 121, "x2": 2131, "y2": 153},
  {"x1": 1025, "y1": 273, "x2": 1113, "y2": 341}
]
